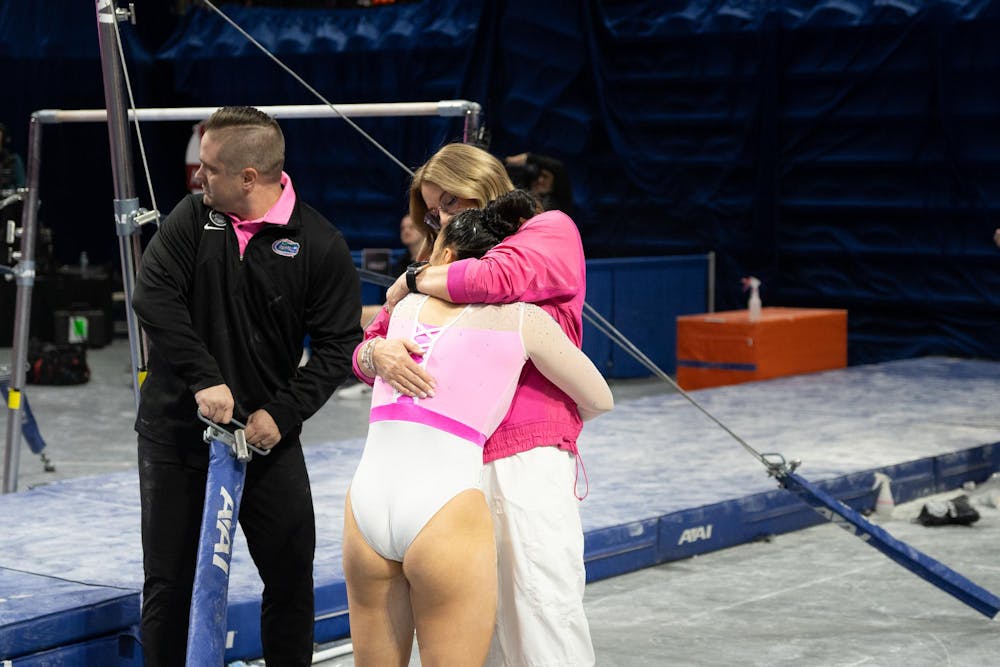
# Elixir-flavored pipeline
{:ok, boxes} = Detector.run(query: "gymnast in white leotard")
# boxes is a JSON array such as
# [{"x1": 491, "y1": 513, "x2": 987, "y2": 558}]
[
  {"x1": 343, "y1": 190, "x2": 613, "y2": 666},
  {"x1": 351, "y1": 295, "x2": 601, "y2": 560}
]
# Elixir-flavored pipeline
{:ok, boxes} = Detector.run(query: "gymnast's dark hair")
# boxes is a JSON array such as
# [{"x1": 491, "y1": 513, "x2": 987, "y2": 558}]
[{"x1": 441, "y1": 189, "x2": 539, "y2": 260}]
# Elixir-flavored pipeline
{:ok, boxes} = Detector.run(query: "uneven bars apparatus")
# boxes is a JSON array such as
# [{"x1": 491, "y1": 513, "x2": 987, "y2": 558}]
[{"x1": 1, "y1": 5, "x2": 481, "y2": 494}]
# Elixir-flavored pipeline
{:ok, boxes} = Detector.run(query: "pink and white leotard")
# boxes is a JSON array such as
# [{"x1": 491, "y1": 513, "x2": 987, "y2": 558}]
[
  {"x1": 349, "y1": 293, "x2": 609, "y2": 562},
  {"x1": 349, "y1": 295, "x2": 529, "y2": 561}
]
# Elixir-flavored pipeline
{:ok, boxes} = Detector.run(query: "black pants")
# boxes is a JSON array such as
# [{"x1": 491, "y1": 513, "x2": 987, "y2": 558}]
[{"x1": 138, "y1": 434, "x2": 316, "y2": 666}]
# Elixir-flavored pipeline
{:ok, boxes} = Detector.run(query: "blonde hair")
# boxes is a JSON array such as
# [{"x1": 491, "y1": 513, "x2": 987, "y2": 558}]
[{"x1": 408, "y1": 143, "x2": 515, "y2": 259}]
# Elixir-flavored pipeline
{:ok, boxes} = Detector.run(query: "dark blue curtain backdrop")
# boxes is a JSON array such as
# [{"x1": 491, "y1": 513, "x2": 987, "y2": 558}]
[{"x1": 1, "y1": 1, "x2": 998, "y2": 365}]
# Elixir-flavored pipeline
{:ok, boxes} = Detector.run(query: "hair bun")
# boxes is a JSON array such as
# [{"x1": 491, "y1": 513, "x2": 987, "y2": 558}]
[
  {"x1": 482, "y1": 189, "x2": 537, "y2": 238},
  {"x1": 442, "y1": 189, "x2": 539, "y2": 261}
]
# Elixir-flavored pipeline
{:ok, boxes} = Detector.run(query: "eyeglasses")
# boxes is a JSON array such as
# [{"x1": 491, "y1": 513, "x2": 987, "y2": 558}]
[{"x1": 423, "y1": 192, "x2": 462, "y2": 231}]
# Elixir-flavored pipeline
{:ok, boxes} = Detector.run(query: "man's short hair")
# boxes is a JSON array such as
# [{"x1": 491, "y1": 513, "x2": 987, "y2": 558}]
[{"x1": 204, "y1": 106, "x2": 285, "y2": 181}]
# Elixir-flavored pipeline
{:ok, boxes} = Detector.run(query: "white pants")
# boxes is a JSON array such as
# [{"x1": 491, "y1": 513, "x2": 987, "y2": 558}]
[{"x1": 481, "y1": 447, "x2": 595, "y2": 667}]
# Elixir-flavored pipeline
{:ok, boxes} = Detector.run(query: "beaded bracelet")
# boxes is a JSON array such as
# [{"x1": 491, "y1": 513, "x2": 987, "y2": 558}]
[
  {"x1": 360, "y1": 339, "x2": 373, "y2": 377},
  {"x1": 360, "y1": 337, "x2": 380, "y2": 378}
]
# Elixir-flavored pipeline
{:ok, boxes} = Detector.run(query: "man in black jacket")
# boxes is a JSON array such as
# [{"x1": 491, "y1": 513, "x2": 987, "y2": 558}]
[{"x1": 132, "y1": 106, "x2": 361, "y2": 666}]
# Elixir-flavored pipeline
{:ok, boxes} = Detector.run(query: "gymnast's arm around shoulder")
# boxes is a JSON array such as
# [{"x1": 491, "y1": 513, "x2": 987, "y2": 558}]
[{"x1": 521, "y1": 303, "x2": 613, "y2": 421}]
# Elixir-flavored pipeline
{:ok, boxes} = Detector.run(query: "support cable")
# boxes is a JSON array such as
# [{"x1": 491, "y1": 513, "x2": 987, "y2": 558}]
[
  {"x1": 359, "y1": 264, "x2": 783, "y2": 473},
  {"x1": 581, "y1": 302, "x2": 785, "y2": 473},
  {"x1": 199, "y1": 0, "x2": 415, "y2": 178},
  {"x1": 111, "y1": 11, "x2": 160, "y2": 224}
]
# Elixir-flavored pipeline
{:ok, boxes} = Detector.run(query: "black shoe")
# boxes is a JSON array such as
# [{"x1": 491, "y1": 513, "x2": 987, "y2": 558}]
[{"x1": 916, "y1": 495, "x2": 980, "y2": 526}]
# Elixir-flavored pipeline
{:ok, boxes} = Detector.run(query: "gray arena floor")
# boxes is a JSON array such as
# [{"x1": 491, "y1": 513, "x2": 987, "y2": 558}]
[{"x1": 3, "y1": 339, "x2": 999, "y2": 666}]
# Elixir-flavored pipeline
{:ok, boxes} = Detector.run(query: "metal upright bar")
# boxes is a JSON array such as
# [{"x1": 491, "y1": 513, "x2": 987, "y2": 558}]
[
  {"x1": 95, "y1": 0, "x2": 146, "y2": 410},
  {"x1": 462, "y1": 102, "x2": 482, "y2": 144},
  {"x1": 707, "y1": 250, "x2": 716, "y2": 312},
  {"x1": 2, "y1": 116, "x2": 42, "y2": 494}
]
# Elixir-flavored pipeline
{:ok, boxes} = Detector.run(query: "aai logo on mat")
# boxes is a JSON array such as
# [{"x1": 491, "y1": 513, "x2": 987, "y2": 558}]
[
  {"x1": 272, "y1": 239, "x2": 300, "y2": 257},
  {"x1": 212, "y1": 486, "x2": 237, "y2": 574},
  {"x1": 677, "y1": 523, "x2": 713, "y2": 545}
]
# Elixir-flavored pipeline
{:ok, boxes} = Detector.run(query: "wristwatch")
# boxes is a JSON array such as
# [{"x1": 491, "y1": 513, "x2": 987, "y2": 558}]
[{"x1": 406, "y1": 261, "x2": 429, "y2": 294}]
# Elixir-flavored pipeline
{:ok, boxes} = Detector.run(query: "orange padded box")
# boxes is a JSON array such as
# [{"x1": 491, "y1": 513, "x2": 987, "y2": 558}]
[{"x1": 676, "y1": 307, "x2": 847, "y2": 390}]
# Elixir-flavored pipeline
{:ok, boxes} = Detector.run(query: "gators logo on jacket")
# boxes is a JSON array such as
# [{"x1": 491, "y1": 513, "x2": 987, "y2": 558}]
[{"x1": 272, "y1": 239, "x2": 301, "y2": 257}]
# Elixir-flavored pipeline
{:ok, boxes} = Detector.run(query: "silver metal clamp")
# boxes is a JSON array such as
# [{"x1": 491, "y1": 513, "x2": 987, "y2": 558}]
[{"x1": 196, "y1": 410, "x2": 271, "y2": 462}]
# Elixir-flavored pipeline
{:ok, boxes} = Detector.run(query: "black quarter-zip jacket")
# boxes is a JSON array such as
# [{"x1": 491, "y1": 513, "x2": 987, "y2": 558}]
[{"x1": 132, "y1": 193, "x2": 362, "y2": 447}]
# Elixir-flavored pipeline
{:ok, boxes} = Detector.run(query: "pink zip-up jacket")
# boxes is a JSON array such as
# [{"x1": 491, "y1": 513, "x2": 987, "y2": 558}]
[{"x1": 352, "y1": 209, "x2": 586, "y2": 463}]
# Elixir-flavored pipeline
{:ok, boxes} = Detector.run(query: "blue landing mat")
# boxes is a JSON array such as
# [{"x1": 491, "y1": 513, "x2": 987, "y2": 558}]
[{"x1": 2, "y1": 357, "x2": 999, "y2": 661}]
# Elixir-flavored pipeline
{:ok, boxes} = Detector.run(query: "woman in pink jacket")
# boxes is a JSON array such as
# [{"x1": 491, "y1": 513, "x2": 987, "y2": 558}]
[{"x1": 353, "y1": 143, "x2": 596, "y2": 666}]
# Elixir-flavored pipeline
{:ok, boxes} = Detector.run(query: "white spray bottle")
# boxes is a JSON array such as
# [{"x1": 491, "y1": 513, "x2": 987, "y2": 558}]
[
  {"x1": 872, "y1": 472, "x2": 895, "y2": 520},
  {"x1": 742, "y1": 276, "x2": 762, "y2": 322}
]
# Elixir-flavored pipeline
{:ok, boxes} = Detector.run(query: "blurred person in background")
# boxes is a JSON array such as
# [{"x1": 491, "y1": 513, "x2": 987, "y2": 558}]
[
  {"x1": 392, "y1": 212, "x2": 423, "y2": 275},
  {"x1": 0, "y1": 123, "x2": 26, "y2": 192},
  {"x1": 504, "y1": 151, "x2": 573, "y2": 215}
]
